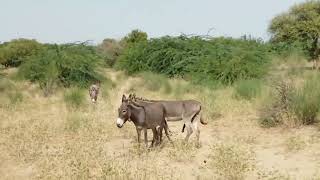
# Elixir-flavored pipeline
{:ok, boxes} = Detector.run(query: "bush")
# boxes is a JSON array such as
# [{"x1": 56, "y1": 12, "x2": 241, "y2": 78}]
[
  {"x1": 290, "y1": 75, "x2": 320, "y2": 125},
  {"x1": 19, "y1": 43, "x2": 103, "y2": 95},
  {"x1": 116, "y1": 36, "x2": 270, "y2": 84},
  {"x1": 234, "y1": 79, "x2": 262, "y2": 100},
  {"x1": 0, "y1": 39, "x2": 42, "y2": 67},
  {"x1": 64, "y1": 88, "x2": 85, "y2": 109},
  {"x1": 97, "y1": 38, "x2": 123, "y2": 67},
  {"x1": 259, "y1": 75, "x2": 320, "y2": 128}
]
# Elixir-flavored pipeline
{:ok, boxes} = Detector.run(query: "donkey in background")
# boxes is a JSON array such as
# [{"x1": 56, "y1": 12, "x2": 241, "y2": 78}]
[{"x1": 89, "y1": 81, "x2": 100, "y2": 103}]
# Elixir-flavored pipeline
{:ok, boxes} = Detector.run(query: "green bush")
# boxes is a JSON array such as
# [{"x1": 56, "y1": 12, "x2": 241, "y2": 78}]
[
  {"x1": 290, "y1": 75, "x2": 320, "y2": 125},
  {"x1": 116, "y1": 36, "x2": 270, "y2": 84},
  {"x1": 8, "y1": 91, "x2": 23, "y2": 105},
  {"x1": 234, "y1": 79, "x2": 262, "y2": 100},
  {"x1": 259, "y1": 76, "x2": 320, "y2": 128},
  {"x1": 0, "y1": 39, "x2": 42, "y2": 67},
  {"x1": 64, "y1": 88, "x2": 85, "y2": 109},
  {"x1": 18, "y1": 43, "x2": 103, "y2": 95}
]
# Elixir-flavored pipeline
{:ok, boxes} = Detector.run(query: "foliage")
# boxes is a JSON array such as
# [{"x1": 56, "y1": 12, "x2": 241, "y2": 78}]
[
  {"x1": 269, "y1": 0, "x2": 320, "y2": 60},
  {"x1": 64, "y1": 88, "x2": 85, "y2": 109},
  {"x1": 19, "y1": 43, "x2": 103, "y2": 95},
  {"x1": 97, "y1": 38, "x2": 123, "y2": 67},
  {"x1": 121, "y1": 29, "x2": 148, "y2": 46},
  {"x1": 116, "y1": 36, "x2": 270, "y2": 84},
  {"x1": 234, "y1": 79, "x2": 262, "y2": 100},
  {"x1": 259, "y1": 75, "x2": 320, "y2": 128},
  {"x1": 0, "y1": 39, "x2": 42, "y2": 67},
  {"x1": 290, "y1": 75, "x2": 320, "y2": 125}
]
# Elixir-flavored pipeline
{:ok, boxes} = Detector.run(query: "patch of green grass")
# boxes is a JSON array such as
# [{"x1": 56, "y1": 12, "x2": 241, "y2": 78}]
[
  {"x1": 234, "y1": 79, "x2": 262, "y2": 100},
  {"x1": 139, "y1": 72, "x2": 172, "y2": 93},
  {"x1": 101, "y1": 78, "x2": 116, "y2": 98},
  {"x1": 64, "y1": 88, "x2": 85, "y2": 109},
  {"x1": 290, "y1": 75, "x2": 320, "y2": 125},
  {"x1": 8, "y1": 91, "x2": 23, "y2": 105}
]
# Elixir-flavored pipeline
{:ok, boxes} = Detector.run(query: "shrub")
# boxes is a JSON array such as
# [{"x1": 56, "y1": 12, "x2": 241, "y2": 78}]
[
  {"x1": 259, "y1": 75, "x2": 320, "y2": 127},
  {"x1": 64, "y1": 88, "x2": 85, "y2": 109},
  {"x1": 258, "y1": 80, "x2": 294, "y2": 128},
  {"x1": 8, "y1": 91, "x2": 23, "y2": 105},
  {"x1": 234, "y1": 79, "x2": 262, "y2": 100},
  {"x1": 0, "y1": 39, "x2": 42, "y2": 67},
  {"x1": 116, "y1": 36, "x2": 270, "y2": 85},
  {"x1": 19, "y1": 43, "x2": 103, "y2": 95},
  {"x1": 290, "y1": 75, "x2": 320, "y2": 125},
  {"x1": 97, "y1": 38, "x2": 123, "y2": 67}
]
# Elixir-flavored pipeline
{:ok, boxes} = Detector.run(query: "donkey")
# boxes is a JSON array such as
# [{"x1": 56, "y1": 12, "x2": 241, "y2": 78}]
[
  {"x1": 129, "y1": 93, "x2": 207, "y2": 145},
  {"x1": 89, "y1": 81, "x2": 100, "y2": 103},
  {"x1": 117, "y1": 95, "x2": 171, "y2": 147}
]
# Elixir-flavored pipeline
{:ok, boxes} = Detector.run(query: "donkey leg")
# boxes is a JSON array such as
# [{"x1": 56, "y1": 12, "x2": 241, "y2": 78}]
[
  {"x1": 136, "y1": 128, "x2": 142, "y2": 144},
  {"x1": 151, "y1": 128, "x2": 156, "y2": 147},
  {"x1": 193, "y1": 119, "x2": 201, "y2": 147},
  {"x1": 144, "y1": 129, "x2": 148, "y2": 148},
  {"x1": 184, "y1": 122, "x2": 193, "y2": 142},
  {"x1": 164, "y1": 123, "x2": 173, "y2": 143}
]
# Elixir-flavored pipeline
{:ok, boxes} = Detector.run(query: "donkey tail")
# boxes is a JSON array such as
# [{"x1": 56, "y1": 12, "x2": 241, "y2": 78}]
[{"x1": 200, "y1": 114, "x2": 207, "y2": 125}]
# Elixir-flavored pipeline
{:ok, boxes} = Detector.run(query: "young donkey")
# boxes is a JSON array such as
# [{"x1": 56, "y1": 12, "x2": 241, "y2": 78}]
[
  {"x1": 89, "y1": 81, "x2": 100, "y2": 103},
  {"x1": 116, "y1": 95, "x2": 171, "y2": 147}
]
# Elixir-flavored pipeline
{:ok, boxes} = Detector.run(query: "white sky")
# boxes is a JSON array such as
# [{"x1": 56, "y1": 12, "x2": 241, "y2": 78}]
[{"x1": 0, "y1": 0, "x2": 306, "y2": 44}]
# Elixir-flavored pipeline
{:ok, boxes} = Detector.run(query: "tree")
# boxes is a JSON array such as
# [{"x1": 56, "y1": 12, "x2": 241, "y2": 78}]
[
  {"x1": 268, "y1": 0, "x2": 320, "y2": 68},
  {"x1": 121, "y1": 29, "x2": 148, "y2": 46},
  {"x1": 97, "y1": 38, "x2": 123, "y2": 67},
  {"x1": 0, "y1": 39, "x2": 42, "y2": 67}
]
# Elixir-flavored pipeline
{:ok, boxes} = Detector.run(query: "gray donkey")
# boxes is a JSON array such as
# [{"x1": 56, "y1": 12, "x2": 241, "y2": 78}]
[
  {"x1": 116, "y1": 95, "x2": 171, "y2": 147},
  {"x1": 129, "y1": 93, "x2": 207, "y2": 145}
]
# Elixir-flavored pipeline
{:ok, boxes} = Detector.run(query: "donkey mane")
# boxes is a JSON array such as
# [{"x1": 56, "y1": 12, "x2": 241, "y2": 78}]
[{"x1": 130, "y1": 93, "x2": 158, "y2": 102}]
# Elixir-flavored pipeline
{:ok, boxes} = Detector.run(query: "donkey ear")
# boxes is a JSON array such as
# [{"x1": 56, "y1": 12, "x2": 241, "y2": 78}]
[
  {"x1": 122, "y1": 94, "x2": 127, "y2": 102},
  {"x1": 128, "y1": 94, "x2": 132, "y2": 99}
]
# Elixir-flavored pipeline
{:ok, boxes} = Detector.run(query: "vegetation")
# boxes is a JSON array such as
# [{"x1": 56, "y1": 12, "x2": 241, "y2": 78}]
[
  {"x1": 97, "y1": 38, "x2": 123, "y2": 67},
  {"x1": 0, "y1": 39, "x2": 42, "y2": 67},
  {"x1": 116, "y1": 36, "x2": 270, "y2": 84},
  {"x1": 18, "y1": 43, "x2": 103, "y2": 95},
  {"x1": 234, "y1": 79, "x2": 262, "y2": 100},
  {"x1": 269, "y1": 0, "x2": 320, "y2": 60},
  {"x1": 64, "y1": 88, "x2": 86, "y2": 109}
]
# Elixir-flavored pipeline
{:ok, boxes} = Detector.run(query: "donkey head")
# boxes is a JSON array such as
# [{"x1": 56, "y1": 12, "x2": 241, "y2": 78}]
[{"x1": 116, "y1": 94, "x2": 131, "y2": 128}]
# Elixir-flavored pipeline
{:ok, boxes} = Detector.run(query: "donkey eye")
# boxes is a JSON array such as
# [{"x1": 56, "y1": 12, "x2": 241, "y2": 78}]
[{"x1": 122, "y1": 110, "x2": 127, "y2": 113}]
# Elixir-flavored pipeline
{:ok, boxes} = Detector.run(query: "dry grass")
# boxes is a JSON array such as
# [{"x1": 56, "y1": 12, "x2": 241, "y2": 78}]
[
  {"x1": 1, "y1": 68, "x2": 320, "y2": 179},
  {"x1": 208, "y1": 143, "x2": 255, "y2": 180}
]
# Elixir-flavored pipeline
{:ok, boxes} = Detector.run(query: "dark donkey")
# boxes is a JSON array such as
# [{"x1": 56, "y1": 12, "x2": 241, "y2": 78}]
[
  {"x1": 117, "y1": 95, "x2": 171, "y2": 147},
  {"x1": 129, "y1": 93, "x2": 207, "y2": 145}
]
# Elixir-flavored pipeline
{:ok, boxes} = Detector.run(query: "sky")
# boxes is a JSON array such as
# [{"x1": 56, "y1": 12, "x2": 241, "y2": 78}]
[{"x1": 0, "y1": 0, "x2": 306, "y2": 44}]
